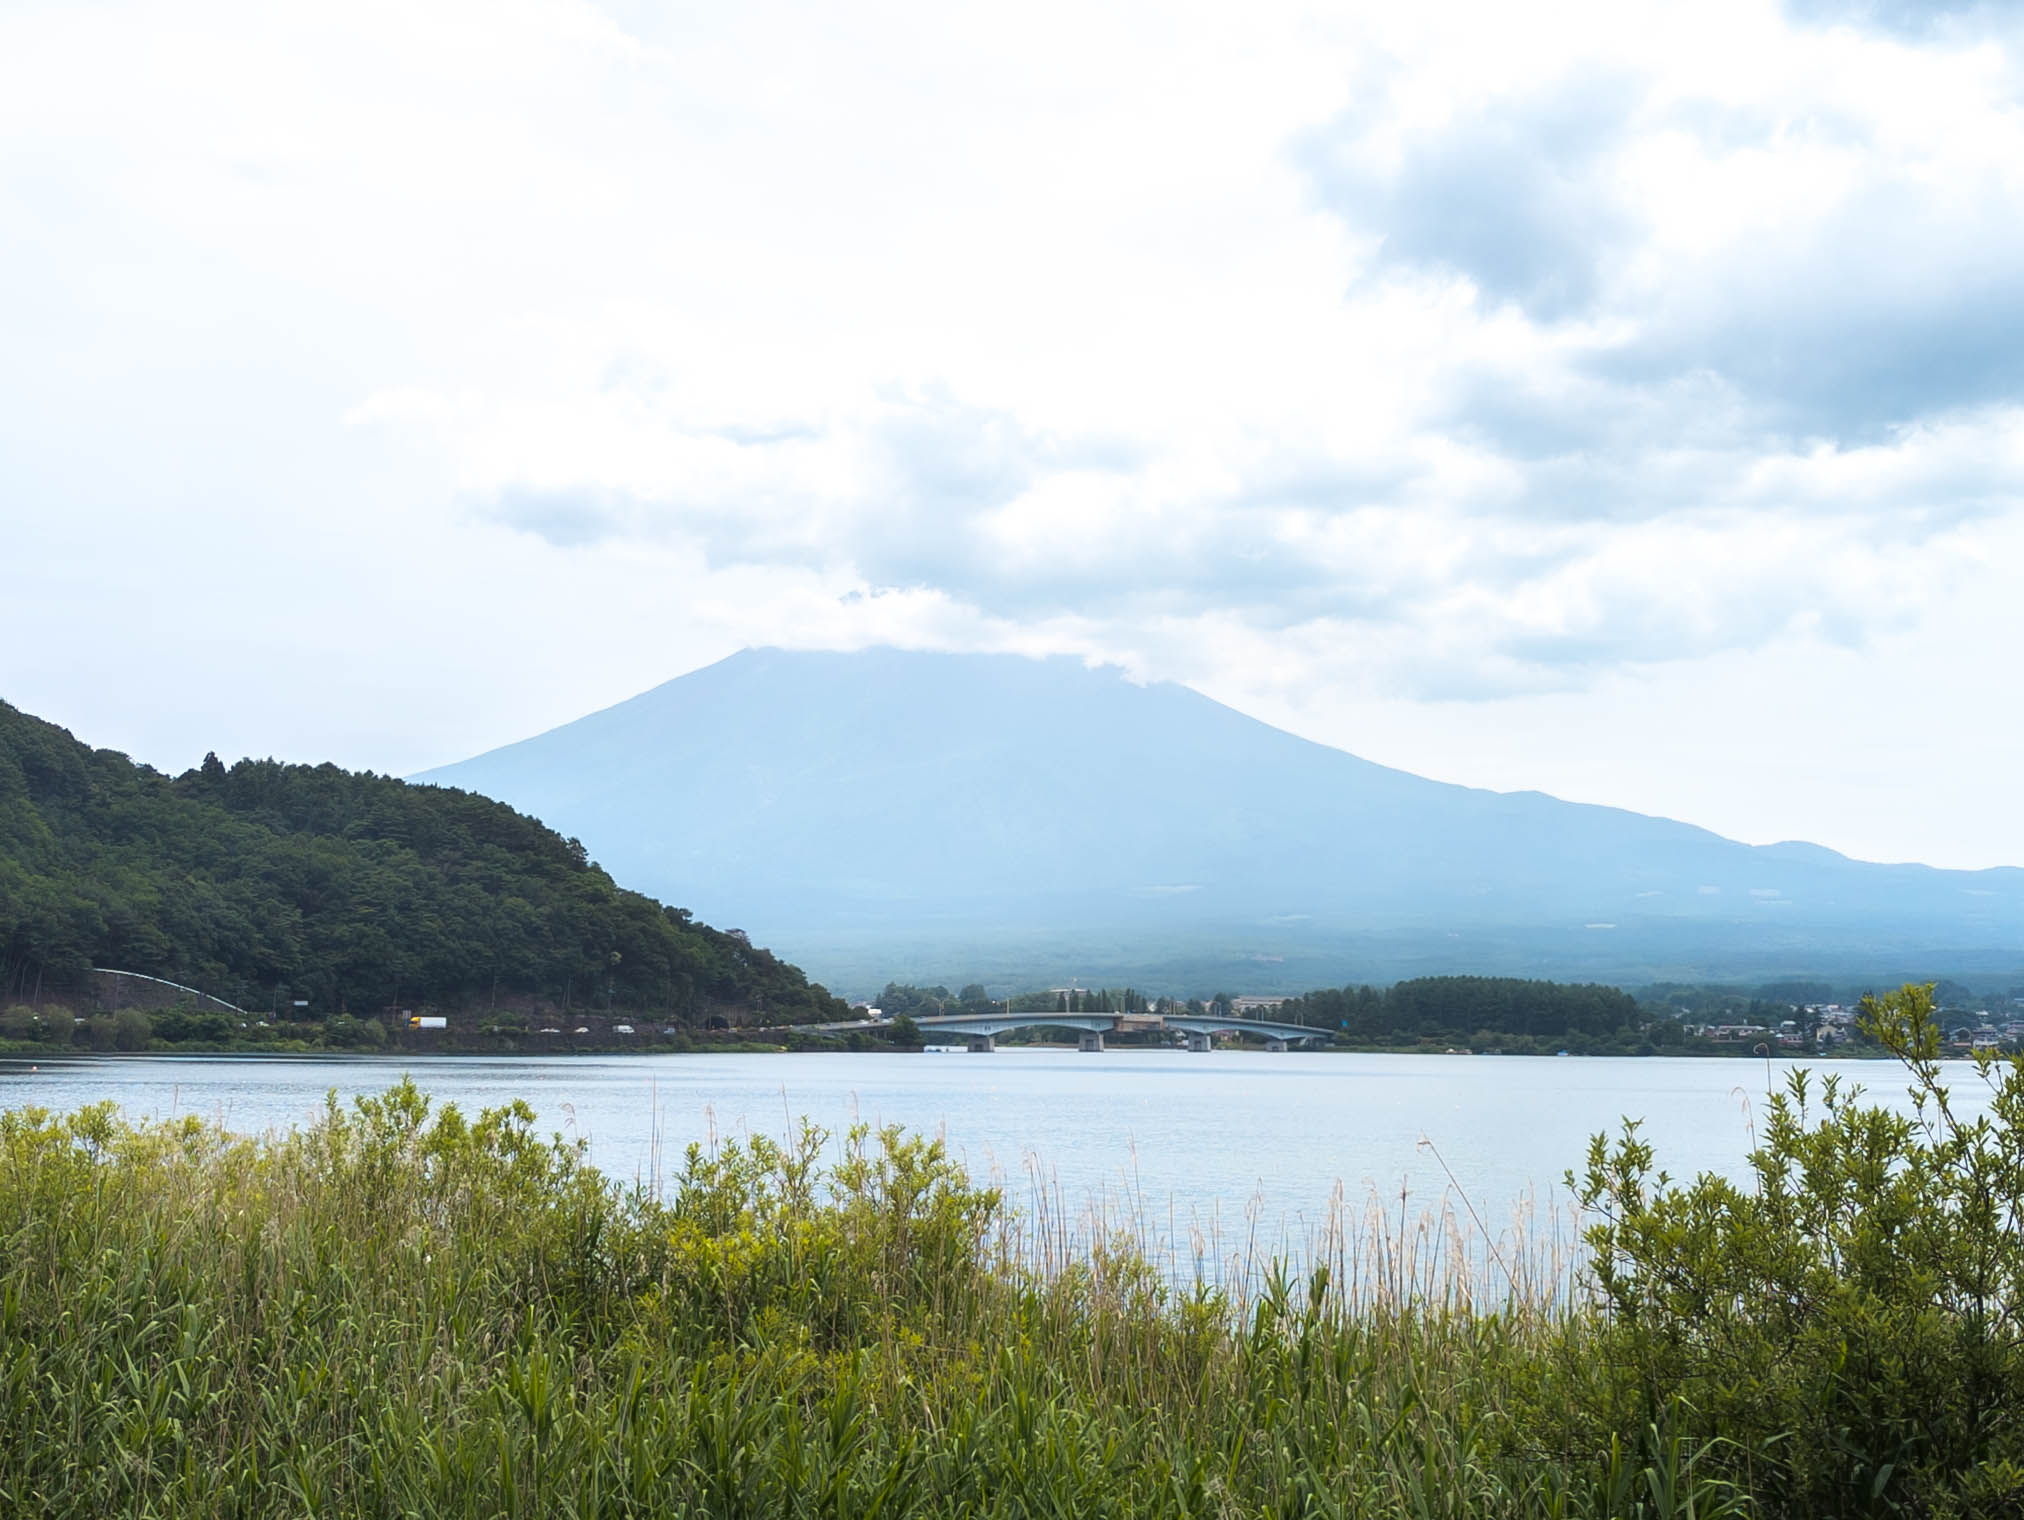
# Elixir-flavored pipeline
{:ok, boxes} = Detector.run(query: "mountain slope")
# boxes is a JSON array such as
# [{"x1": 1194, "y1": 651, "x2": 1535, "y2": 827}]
[
  {"x1": 0, "y1": 698, "x2": 847, "y2": 1023},
  {"x1": 416, "y1": 648, "x2": 2024, "y2": 990}
]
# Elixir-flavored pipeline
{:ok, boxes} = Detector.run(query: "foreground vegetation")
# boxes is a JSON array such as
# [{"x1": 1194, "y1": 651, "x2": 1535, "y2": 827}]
[{"x1": 1, "y1": 985, "x2": 2020, "y2": 1516}]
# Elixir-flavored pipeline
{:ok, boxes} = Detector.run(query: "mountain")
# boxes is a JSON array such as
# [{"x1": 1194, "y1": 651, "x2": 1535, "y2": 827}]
[
  {"x1": 415, "y1": 648, "x2": 2024, "y2": 994},
  {"x1": 0, "y1": 698, "x2": 847, "y2": 1023}
]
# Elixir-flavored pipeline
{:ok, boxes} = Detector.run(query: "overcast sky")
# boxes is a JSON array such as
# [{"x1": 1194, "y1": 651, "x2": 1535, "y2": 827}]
[{"x1": 4, "y1": 0, "x2": 2021, "y2": 868}]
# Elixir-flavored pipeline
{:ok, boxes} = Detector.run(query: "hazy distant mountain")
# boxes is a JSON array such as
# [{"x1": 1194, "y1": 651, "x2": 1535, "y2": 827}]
[{"x1": 416, "y1": 648, "x2": 2024, "y2": 994}]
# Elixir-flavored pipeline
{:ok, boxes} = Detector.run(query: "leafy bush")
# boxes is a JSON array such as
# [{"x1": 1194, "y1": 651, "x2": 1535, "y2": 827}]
[
  {"x1": 324, "y1": 1012, "x2": 389, "y2": 1048},
  {"x1": 0, "y1": 1003, "x2": 59, "y2": 1044},
  {"x1": 1577, "y1": 982, "x2": 2024, "y2": 1515}
]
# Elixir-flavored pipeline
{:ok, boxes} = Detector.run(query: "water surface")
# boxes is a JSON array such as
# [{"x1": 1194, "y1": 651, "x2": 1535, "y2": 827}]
[{"x1": 0, "y1": 1049, "x2": 1981, "y2": 1280}]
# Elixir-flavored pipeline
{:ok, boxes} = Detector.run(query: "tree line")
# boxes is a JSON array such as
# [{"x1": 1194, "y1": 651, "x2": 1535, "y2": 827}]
[
  {"x1": 1275, "y1": 975, "x2": 1642, "y2": 1040},
  {"x1": 874, "y1": 976, "x2": 1642, "y2": 1044}
]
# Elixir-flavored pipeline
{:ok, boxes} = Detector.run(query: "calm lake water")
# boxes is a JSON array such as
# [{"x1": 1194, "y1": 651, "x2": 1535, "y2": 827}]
[{"x1": 0, "y1": 1049, "x2": 1989, "y2": 1282}]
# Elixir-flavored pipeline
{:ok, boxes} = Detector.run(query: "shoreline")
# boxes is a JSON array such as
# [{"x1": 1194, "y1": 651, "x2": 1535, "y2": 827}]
[{"x1": 1, "y1": 1039, "x2": 1903, "y2": 1063}]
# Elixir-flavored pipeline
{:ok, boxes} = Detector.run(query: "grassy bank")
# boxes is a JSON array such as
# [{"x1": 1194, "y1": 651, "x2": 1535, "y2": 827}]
[{"x1": 1, "y1": 985, "x2": 2019, "y2": 1517}]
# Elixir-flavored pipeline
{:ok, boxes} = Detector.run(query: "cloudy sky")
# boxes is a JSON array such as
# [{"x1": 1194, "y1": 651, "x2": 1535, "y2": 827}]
[{"x1": 4, "y1": 0, "x2": 2021, "y2": 868}]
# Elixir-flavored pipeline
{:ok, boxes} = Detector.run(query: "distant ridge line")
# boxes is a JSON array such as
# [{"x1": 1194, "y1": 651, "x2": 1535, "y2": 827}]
[{"x1": 412, "y1": 645, "x2": 2024, "y2": 991}]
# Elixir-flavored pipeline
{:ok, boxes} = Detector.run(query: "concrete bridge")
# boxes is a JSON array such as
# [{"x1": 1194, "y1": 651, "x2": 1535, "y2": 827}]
[{"x1": 800, "y1": 1010, "x2": 1331, "y2": 1053}]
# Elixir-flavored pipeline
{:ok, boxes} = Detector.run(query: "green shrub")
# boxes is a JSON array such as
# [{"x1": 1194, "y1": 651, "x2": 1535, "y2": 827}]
[
  {"x1": 0, "y1": 1004, "x2": 48, "y2": 1043},
  {"x1": 1577, "y1": 982, "x2": 2024, "y2": 1515},
  {"x1": 324, "y1": 1012, "x2": 388, "y2": 1048}
]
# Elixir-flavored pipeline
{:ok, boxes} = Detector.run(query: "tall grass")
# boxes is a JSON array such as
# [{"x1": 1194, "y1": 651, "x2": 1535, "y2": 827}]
[
  {"x1": 1019, "y1": 1159, "x2": 1582, "y2": 1318},
  {"x1": 0, "y1": 1082, "x2": 1738, "y2": 1518}
]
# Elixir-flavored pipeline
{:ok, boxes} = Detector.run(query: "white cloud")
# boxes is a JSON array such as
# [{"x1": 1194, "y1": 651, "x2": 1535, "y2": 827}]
[{"x1": 2, "y1": 0, "x2": 2022, "y2": 866}]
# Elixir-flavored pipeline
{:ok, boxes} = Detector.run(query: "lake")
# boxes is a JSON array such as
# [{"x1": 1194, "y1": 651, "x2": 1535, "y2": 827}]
[{"x1": 0, "y1": 1049, "x2": 1986, "y2": 1286}]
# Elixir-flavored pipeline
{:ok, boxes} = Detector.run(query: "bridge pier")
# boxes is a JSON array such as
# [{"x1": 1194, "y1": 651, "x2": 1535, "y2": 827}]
[
  {"x1": 1266, "y1": 1037, "x2": 1289, "y2": 1053},
  {"x1": 1185, "y1": 1030, "x2": 1213, "y2": 1053},
  {"x1": 966, "y1": 1033, "x2": 995, "y2": 1053},
  {"x1": 1077, "y1": 1030, "x2": 1105, "y2": 1052}
]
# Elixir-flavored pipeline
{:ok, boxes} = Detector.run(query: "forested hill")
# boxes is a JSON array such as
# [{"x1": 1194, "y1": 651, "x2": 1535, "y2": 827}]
[{"x1": 0, "y1": 699, "x2": 848, "y2": 1024}]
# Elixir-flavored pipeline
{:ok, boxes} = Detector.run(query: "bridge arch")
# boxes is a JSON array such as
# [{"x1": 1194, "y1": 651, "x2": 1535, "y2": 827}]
[{"x1": 914, "y1": 1012, "x2": 1116, "y2": 1052}]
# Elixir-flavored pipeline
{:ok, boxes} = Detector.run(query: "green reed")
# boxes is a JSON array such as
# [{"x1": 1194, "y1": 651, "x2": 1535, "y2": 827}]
[{"x1": 0, "y1": 1082, "x2": 1739, "y2": 1518}]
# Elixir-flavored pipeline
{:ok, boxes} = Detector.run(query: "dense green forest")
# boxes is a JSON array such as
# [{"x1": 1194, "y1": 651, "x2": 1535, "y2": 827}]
[
  {"x1": 1273, "y1": 975, "x2": 1639, "y2": 1040},
  {"x1": 0, "y1": 699, "x2": 846, "y2": 1025}
]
